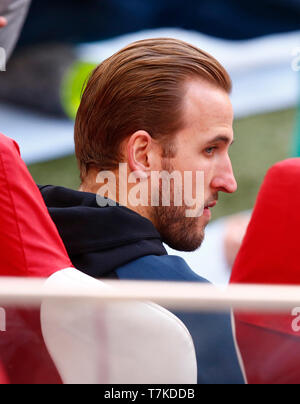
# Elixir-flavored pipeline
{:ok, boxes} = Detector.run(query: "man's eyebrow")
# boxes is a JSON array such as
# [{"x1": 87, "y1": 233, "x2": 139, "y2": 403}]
[{"x1": 206, "y1": 135, "x2": 234, "y2": 146}]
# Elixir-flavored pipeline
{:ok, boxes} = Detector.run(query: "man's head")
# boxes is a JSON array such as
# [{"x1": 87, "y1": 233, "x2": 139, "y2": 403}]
[{"x1": 76, "y1": 38, "x2": 237, "y2": 252}]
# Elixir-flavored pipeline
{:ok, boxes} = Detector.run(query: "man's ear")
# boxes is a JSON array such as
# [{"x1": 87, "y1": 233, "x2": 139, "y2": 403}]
[{"x1": 126, "y1": 130, "x2": 161, "y2": 177}]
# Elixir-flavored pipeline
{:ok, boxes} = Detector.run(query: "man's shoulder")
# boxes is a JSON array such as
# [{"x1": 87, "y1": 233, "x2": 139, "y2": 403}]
[{"x1": 116, "y1": 254, "x2": 208, "y2": 283}]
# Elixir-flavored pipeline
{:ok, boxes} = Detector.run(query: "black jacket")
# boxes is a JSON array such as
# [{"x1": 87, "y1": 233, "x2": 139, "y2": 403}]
[{"x1": 39, "y1": 185, "x2": 167, "y2": 278}]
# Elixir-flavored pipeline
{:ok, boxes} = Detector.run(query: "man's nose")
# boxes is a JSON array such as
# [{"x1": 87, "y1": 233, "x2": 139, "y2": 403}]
[{"x1": 211, "y1": 158, "x2": 238, "y2": 194}]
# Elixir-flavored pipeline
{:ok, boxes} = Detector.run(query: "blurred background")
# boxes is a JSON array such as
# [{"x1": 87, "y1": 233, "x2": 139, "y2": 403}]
[{"x1": 0, "y1": 0, "x2": 300, "y2": 220}]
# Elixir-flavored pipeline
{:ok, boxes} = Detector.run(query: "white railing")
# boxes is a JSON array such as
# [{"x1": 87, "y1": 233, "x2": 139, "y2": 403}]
[{"x1": 0, "y1": 276, "x2": 299, "y2": 312}]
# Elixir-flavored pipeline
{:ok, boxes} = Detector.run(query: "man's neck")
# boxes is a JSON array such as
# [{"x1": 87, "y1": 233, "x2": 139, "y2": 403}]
[{"x1": 80, "y1": 171, "x2": 154, "y2": 224}]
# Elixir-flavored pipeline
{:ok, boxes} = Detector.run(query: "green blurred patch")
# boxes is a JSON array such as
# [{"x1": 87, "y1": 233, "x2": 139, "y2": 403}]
[
  {"x1": 28, "y1": 108, "x2": 297, "y2": 219},
  {"x1": 29, "y1": 154, "x2": 80, "y2": 190}
]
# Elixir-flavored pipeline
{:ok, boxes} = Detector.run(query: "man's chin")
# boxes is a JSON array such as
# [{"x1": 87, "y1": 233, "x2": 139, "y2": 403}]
[
  {"x1": 164, "y1": 230, "x2": 205, "y2": 252},
  {"x1": 153, "y1": 204, "x2": 207, "y2": 252}
]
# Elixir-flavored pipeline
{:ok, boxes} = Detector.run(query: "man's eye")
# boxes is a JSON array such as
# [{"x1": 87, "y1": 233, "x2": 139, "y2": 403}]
[{"x1": 205, "y1": 147, "x2": 217, "y2": 155}]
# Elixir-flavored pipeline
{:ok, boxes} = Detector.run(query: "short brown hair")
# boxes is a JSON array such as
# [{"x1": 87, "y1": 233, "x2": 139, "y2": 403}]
[{"x1": 75, "y1": 38, "x2": 232, "y2": 180}]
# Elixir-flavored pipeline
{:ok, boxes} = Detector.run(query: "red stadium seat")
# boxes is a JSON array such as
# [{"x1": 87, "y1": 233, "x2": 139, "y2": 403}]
[
  {"x1": 0, "y1": 362, "x2": 8, "y2": 385},
  {"x1": 0, "y1": 133, "x2": 72, "y2": 384},
  {"x1": 0, "y1": 133, "x2": 72, "y2": 277},
  {"x1": 231, "y1": 159, "x2": 300, "y2": 384}
]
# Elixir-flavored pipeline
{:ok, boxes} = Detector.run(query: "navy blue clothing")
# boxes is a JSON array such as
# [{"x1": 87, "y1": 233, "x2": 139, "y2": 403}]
[
  {"x1": 39, "y1": 185, "x2": 244, "y2": 384},
  {"x1": 19, "y1": 0, "x2": 300, "y2": 48}
]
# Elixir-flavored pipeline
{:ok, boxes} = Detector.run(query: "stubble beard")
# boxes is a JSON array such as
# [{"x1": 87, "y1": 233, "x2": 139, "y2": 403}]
[{"x1": 152, "y1": 159, "x2": 206, "y2": 252}]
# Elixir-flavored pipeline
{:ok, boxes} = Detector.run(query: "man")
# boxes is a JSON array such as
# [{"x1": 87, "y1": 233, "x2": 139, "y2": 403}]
[
  {"x1": 40, "y1": 38, "x2": 245, "y2": 384},
  {"x1": 0, "y1": 0, "x2": 31, "y2": 59}
]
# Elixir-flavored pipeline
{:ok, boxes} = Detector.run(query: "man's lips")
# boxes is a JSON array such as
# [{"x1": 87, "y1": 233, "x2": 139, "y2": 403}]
[
  {"x1": 202, "y1": 201, "x2": 217, "y2": 219},
  {"x1": 204, "y1": 201, "x2": 217, "y2": 210}
]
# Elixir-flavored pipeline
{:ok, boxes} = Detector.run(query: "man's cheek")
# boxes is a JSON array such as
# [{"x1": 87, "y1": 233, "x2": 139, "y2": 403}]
[{"x1": 183, "y1": 171, "x2": 205, "y2": 218}]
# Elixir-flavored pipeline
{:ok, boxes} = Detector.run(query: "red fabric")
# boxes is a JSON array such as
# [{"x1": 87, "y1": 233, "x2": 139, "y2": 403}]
[
  {"x1": 0, "y1": 133, "x2": 72, "y2": 277},
  {"x1": 231, "y1": 159, "x2": 300, "y2": 384},
  {"x1": 0, "y1": 308, "x2": 62, "y2": 384},
  {"x1": 235, "y1": 321, "x2": 300, "y2": 384},
  {"x1": 0, "y1": 133, "x2": 73, "y2": 384},
  {"x1": 0, "y1": 362, "x2": 9, "y2": 385}
]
